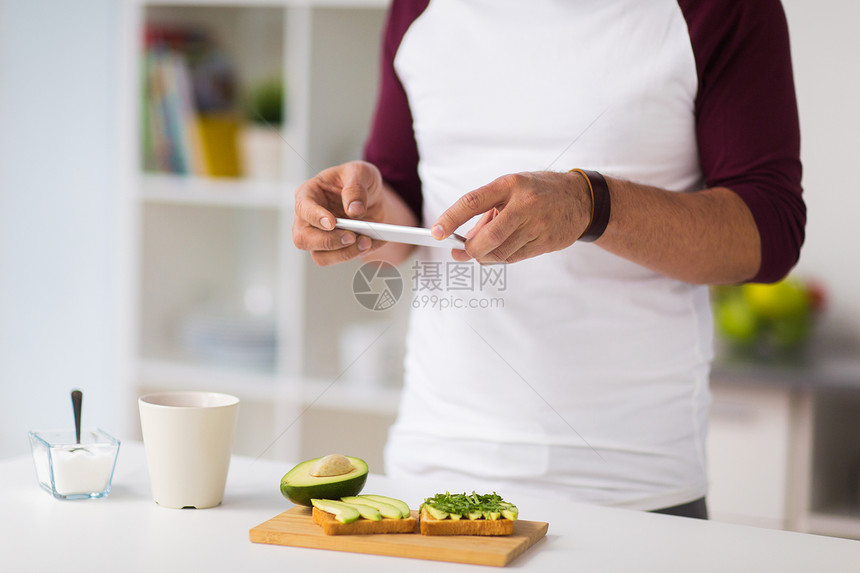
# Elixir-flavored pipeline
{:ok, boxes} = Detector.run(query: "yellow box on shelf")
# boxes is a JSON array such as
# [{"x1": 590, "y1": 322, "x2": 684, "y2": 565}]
[{"x1": 198, "y1": 114, "x2": 242, "y2": 178}]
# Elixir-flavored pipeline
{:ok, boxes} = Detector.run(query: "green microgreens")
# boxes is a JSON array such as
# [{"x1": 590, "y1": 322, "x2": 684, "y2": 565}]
[{"x1": 422, "y1": 491, "x2": 516, "y2": 516}]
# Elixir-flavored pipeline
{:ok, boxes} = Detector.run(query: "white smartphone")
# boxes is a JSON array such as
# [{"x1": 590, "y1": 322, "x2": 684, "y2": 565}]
[{"x1": 334, "y1": 218, "x2": 466, "y2": 249}]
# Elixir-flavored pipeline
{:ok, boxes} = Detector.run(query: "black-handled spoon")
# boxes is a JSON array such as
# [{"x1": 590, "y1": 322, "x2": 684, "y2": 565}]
[{"x1": 71, "y1": 389, "x2": 82, "y2": 445}]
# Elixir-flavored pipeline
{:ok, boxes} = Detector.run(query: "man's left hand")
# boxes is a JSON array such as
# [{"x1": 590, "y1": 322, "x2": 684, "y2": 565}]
[{"x1": 432, "y1": 171, "x2": 594, "y2": 263}]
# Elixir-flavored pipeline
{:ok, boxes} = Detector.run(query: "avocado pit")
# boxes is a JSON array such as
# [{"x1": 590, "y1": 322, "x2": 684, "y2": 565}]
[{"x1": 310, "y1": 454, "x2": 354, "y2": 477}]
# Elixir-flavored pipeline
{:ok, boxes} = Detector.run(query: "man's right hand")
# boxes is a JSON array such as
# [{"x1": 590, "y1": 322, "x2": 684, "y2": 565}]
[{"x1": 293, "y1": 160, "x2": 387, "y2": 266}]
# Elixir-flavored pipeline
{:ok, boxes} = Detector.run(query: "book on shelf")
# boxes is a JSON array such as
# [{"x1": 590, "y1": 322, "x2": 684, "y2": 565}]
[{"x1": 142, "y1": 26, "x2": 241, "y2": 178}]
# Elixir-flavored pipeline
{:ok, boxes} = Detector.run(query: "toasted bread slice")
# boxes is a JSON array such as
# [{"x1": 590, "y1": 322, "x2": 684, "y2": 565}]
[
  {"x1": 419, "y1": 507, "x2": 514, "y2": 536},
  {"x1": 311, "y1": 507, "x2": 418, "y2": 535}
]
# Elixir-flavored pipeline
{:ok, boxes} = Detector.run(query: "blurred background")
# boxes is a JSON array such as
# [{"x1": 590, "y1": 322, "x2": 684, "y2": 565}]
[{"x1": 1, "y1": 0, "x2": 858, "y2": 539}]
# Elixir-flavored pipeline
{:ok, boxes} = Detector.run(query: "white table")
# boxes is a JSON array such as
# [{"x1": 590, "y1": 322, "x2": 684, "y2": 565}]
[{"x1": 2, "y1": 442, "x2": 859, "y2": 572}]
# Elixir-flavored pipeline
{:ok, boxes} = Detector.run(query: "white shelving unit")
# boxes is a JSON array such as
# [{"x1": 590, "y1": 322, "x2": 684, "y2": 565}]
[
  {"x1": 139, "y1": 174, "x2": 287, "y2": 209},
  {"x1": 117, "y1": 0, "x2": 406, "y2": 468}
]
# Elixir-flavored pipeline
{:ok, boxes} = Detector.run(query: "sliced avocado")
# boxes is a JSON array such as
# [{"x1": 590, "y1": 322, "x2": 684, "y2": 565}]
[
  {"x1": 424, "y1": 504, "x2": 449, "y2": 520},
  {"x1": 311, "y1": 499, "x2": 360, "y2": 524},
  {"x1": 341, "y1": 496, "x2": 401, "y2": 519},
  {"x1": 354, "y1": 494, "x2": 411, "y2": 518},
  {"x1": 466, "y1": 511, "x2": 483, "y2": 520},
  {"x1": 484, "y1": 511, "x2": 501, "y2": 520},
  {"x1": 280, "y1": 455, "x2": 368, "y2": 507},
  {"x1": 448, "y1": 512, "x2": 462, "y2": 520},
  {"x1": 501, "y1": 508, "x2": 518, "y2": 520},
  {"x1": 339, "y1": 501, "x2": 382, "y2": 521}
]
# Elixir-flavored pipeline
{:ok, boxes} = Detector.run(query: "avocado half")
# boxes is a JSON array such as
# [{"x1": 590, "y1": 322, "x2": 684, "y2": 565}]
[{"x1": 280, "y1": 456, "x2": 368, "y2": 506}]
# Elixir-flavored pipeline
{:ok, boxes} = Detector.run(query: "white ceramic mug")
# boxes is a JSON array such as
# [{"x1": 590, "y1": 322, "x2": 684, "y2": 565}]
[{"x1": 138, "y1": 392, "x2": 239, "y2": 509}]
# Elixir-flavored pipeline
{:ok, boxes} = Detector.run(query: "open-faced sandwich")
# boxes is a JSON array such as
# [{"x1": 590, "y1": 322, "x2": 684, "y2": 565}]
[
  {"x1": 310, "y1": 494, "x2": 418, "y2": 535},
  {"x1": 420, "y1": 492, "x2": 518, "y2": 536}
]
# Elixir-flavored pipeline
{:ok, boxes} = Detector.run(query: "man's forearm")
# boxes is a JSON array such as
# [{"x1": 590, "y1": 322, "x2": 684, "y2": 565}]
[{"x1": 595, "y1": 177, "x2": 761, "y2": 285}]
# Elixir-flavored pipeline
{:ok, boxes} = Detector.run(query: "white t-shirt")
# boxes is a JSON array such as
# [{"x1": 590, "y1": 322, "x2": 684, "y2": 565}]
[{"x1": 363, "y1": 0, "x2": 804, "y2": 510}]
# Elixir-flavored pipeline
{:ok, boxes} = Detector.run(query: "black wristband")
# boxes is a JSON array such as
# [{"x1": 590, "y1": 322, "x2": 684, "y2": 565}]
[{"x1": 571, "y1": 169, "x2": 611, "y2": 242}]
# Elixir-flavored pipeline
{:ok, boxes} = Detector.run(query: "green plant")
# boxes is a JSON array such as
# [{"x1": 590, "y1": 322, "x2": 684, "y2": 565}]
[{"x1": 246, "y1": 78, "x2": 284, "y2": 125}]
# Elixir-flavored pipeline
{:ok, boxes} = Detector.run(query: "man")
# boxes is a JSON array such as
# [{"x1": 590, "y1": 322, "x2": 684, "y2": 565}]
[{"x1": 292, "y1": 0, "x2": 804, "y2": 518}]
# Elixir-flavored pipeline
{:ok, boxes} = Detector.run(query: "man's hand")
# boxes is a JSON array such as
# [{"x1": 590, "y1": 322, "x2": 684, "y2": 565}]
[
  {"x1": 431, "y1": 170, "x2": 762, "y2": 284},
  {"x1": 432, "y1": 171, "x2": 592, "y2": 264},
  {"x1": 293, "y1": 161, "x2": 386, "y2": 266}
]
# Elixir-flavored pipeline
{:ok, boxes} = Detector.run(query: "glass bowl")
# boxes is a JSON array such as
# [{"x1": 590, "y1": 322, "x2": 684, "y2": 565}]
[{"x1": 28, "y1": 429, "x2": 120, "y2": 500}]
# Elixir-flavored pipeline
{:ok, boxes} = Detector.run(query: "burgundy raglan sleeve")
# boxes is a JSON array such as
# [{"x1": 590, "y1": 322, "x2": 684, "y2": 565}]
[
  {"x1": 363, "y1": 0, "x2": 430, "y2": 225},
  {"x1": 679, "y1": 0, "x2": 805, "y2": 283}
]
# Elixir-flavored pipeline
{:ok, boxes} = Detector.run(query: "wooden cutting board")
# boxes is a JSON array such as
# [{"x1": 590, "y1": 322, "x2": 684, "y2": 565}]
[{"x1": 249, "y1": 506, "x2": 548, "y2": 567}]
